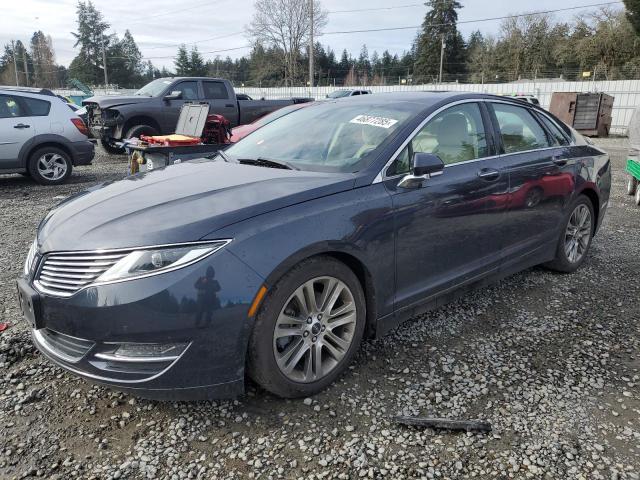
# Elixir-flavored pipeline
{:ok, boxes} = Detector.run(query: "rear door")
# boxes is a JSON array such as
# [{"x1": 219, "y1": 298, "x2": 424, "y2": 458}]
[
  {"x1": 202, "y1": 80, "x2": 239, "y2": 126},
  {"x1": 0, "y1": 94, "x2": 34, "y2": 168},
  {"x1": 385, "y1": 101, "x2": 509, "y2": 311},
  {"x1": 487, "y1": 101, "x2": 575, "y2": 262}
]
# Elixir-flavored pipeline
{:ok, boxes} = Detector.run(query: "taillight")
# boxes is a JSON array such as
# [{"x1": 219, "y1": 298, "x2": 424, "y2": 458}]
[{"x1": 70, "y1": 118, "x2": 89, "y2": 136}]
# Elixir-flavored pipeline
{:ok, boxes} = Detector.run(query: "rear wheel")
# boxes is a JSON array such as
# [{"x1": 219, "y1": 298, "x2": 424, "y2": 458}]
[
  {"x1": 28, "y1": 147, "x2": 72, "y2": 185},
  {"x1": 627, "y1": 176, "x2": 638, "y2": 196},
  {"x1": 248, "y1": 256, "x2": 365, "y2": 398},
  {"x1": 545, "y1": 195, "x2": 594, "y2": 273}
]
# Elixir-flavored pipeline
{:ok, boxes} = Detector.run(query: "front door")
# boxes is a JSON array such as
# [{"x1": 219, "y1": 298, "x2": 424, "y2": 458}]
[
  {"x1": 0, "y1": 94, "x2": 34, "y2": 168},
  {"x1": 384, "y1": 102, "x2": 509, "y2": 311},
  {"x1": 487, "y1": 102, "x2": 575, "y2": 261},
  {"x1": 162, "y1": 80, "x2": 200, "y2": 133}
]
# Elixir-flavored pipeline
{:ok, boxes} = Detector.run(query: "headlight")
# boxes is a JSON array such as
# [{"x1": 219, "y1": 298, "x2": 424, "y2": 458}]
[
  {"x1": 24, "y1": 239, "x2": 38, "y2": 276},
  {"x1": 96, "y1": 241, "x2": 230, "y2": 283}
]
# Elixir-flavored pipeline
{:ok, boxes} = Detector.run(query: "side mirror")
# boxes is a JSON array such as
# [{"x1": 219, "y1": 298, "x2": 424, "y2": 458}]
[
  {"x1": 412, "y1": 152, "x2": 444, "y2": 176},
  {"x1": 163, "y1": 90, "x2": 182, "y2": 101},
  {"x1": 398, "y1": 152, "x2": 444, "y2": 189}
]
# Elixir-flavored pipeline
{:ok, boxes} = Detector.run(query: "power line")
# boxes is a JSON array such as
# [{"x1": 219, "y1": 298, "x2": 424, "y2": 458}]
[
  {"x1": 327, "y1": 3, "x2": 423, "y2": 14},
  {"x1": 140, "y1": 31, "x2": 246, "y2": 50},
  {"x1": 319, "y1": 1, "x2": 623, "y2": 36}
]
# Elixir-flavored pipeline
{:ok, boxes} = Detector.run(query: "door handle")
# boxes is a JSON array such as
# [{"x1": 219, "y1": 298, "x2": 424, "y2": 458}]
[
  {"x1": 225, "y1": 103, "x2": 234, "y2": 108},
  {"x1": 14, "y1": 123, "x2": 30, "y2": 129},
  {"x1": 477, "y1": 168, "x2": 500, "y2": 181},
  {"x1": 552, "y1": 156, "x2": 568, "y2": 166}
]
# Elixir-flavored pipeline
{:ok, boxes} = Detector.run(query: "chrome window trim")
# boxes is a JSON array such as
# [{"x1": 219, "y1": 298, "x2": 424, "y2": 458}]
[
  {"x1": 373, "y1": 98, "x2": 575, "y2": 184},
  {"x1": 33, "y1": 239, "x2": 232, "y2": 298}
]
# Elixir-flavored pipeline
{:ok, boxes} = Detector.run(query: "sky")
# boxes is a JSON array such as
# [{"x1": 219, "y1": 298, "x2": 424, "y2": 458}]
[{"x1": 0, "y1": 0, "x2": 625, "y2": 70}]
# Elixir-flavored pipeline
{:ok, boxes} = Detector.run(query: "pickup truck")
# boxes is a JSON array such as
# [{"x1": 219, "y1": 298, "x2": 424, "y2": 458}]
[{"x1": 83, "y1": 77, "x2": 312, "y2": 153}]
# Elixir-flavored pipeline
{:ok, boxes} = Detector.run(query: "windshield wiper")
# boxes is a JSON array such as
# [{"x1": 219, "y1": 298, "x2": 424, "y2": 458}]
[
  {"x1": 238, "y1": 157, "x2": 299, "y2": 170},
  {"x1": 212, "y1": 149, "x2": 236, "y2": 163}
]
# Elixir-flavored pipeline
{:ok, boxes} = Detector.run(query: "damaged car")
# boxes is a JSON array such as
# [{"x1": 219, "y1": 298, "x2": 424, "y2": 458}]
[
  {"x1": 18, "y1": 92, "x2": 610, "y2": 400},
  {"x1": 83, "y1": 77, "x2": 312, "y2": 153}
]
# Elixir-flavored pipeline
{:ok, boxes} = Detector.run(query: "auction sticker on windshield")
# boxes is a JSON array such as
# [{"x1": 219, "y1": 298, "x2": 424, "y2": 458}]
[{"x1": 349, "y1": 115, "x2": 398, "y2": 129}]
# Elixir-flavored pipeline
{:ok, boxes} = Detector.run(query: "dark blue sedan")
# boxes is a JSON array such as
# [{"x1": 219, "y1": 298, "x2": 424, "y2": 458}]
[{"x1": 17, "y1": 92, "x2": 611, "y2": 400}]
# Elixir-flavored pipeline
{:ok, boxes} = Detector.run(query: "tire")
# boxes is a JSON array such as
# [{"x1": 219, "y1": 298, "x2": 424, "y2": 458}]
[
  {"x1": 627, "y1": 176, "x2": 638, "y2": 196},
  {"x1": 545, "y1": 194, "x2": 595, "y2": 273},
  {"x1": 635, "y1": 185, "x2": 640, "y2": 206},
  {"x1": 28, "y1": 146, "x2": 73, "y2": 185},
  {"x1": 125, "y1": 124, "x2": 158, "y2": 140},
  {"x1": 100, "y1": 138, "x2": 125, "y2": 155},
  {"x1": 248, "y1": 256, "x2": 366, "y2": 398}
]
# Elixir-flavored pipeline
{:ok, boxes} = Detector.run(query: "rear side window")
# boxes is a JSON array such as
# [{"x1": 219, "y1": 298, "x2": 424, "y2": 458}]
[
  {"x1": 0, "y1": 95, "x2": 26, "y2": 118},
  {"x1": 203, "y1": 81, "x2": 229, "y2": 100},
  {"x1": 537, "y1": 114, "x2": 570, "y2": 146},
  {"x1": 22, "y1": 97, "x2": 51, "y2": 116},
  {"x1": 492, "y1": 103, "x2": 551, "y2": 154}
]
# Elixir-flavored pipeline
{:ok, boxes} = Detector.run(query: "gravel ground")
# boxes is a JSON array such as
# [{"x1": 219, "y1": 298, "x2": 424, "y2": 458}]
[{"x1": 0, "y1": 142, "x2": 639, "y2": 480}]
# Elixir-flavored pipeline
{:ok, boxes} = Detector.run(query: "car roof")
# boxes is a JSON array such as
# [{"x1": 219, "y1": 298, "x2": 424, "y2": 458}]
[
  {"x1": 0, "y1": 86, "x2": 56, "y2": 96},
  {"x1": 329, "y1": 91, "x2": 537, "y2": 107}
]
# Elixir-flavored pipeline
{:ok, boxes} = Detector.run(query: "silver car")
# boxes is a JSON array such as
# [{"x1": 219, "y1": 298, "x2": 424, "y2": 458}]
[{"x1": 0, "y1": 87, "x2": 94, "y2": 184}]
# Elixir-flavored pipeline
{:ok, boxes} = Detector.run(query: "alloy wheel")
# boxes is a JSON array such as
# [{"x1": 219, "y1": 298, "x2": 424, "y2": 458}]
[
  {"x1": 37, "y1": 153, "x2": 68, "y2": 181},
  {"x1": 273, "y1": 276, "x2": 357, "y2": 383},
  {"x1": 564, "y1": 204, "x2": 591, "y2": 263}
]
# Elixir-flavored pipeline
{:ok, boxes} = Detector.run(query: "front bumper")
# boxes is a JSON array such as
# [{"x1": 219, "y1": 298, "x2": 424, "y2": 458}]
[{"x1": 19, "y1": 249, "x2": 264, "y2": 400}]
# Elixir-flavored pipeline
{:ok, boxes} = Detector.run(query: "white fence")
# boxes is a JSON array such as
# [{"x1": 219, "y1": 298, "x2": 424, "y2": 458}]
[
  {"x1": 55, "y1": 79, "x2": 640, "y2": 135},
  {"x1": 237, "y1": 80, "x2": 640, "y2": 135}
]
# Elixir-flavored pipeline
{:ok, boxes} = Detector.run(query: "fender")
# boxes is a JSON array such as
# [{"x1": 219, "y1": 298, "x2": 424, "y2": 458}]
[{"x1": 17, "y1": 134, "x2": 74, "y2": 168}]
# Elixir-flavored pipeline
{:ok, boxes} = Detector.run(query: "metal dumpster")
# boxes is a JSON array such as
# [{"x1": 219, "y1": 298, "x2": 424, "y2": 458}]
[{"x1": 549, "y1": 92, "x2": 614, "y2": 137}]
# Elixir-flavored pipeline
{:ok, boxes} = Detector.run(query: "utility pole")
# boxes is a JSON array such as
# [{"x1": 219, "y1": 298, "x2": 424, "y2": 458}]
[
  {"x1": 309, "y1": 0, "x2": 314, "y2": 92},
  {"x1": 102, "y1": 39, "x2": 109, "y2": 87},
  {"x1": 438, "y1": 33, "x2": 445, "y2": 84},
  {"x1": 23, "y1": 49, "x2": 29, "y2": 87},
  {"x1": 11, "y1": 40, "x2": 19, "y2": 86}
]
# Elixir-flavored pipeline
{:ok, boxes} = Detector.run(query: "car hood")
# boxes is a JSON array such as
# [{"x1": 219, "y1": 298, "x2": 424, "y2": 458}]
[
  {"x1": 38, "y1": 160, "x2": 356, "y2": 252},
  {"x1": 83, "y1": 95, "x2": 154, "y2": 109}
]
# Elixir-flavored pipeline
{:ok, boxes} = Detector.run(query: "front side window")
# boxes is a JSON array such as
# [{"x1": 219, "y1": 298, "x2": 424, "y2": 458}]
[
  {"x1": 0, "y1": 95, "x2": 25, "y2": 118},
  {"x1": 493, "y1": 103, "x2": 551, "y2": 154},
  {"x1": 225, "y1": 101, "x2": 421, "y2": 172},
  {"x1": 203, "y1": 81, "x2": 229, "y2": 99},
  {"x1": 387, "y1": 102, "x2": 489, "y2": 176},
  {"x1": 22, "y1": 97, "x2": 51, "y2": 116},
  {"x1": 173, "y1": 81, "x2": 199, "y2": 100}
]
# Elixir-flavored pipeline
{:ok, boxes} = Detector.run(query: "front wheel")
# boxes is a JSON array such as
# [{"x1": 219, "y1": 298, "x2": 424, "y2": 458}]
[
  {"x1": 627, "y1": 176, "x2": 638, "y2": 196},
  {"x1": 100, "y1": 138, "x2": 125, "y2": 155},
  {"x1": 545, "y1": 195, "x2": 594, "y2": 273},
  {"x1": 248, "y1": 256, "x2": 365, "y2": 398}
]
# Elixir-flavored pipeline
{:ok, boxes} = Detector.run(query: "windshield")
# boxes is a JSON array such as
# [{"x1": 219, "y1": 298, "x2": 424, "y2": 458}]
[
  {"x1": 225, "y1": 101, "x2": 421, "y2": 172},
  {"x1": 251, "y1": 104, "x2": 308, "y2": 128},
  {"x1": 327, "y1": 90, "x2": 352, "y2": 99},
  {"x1": 135, "y1": 78, "x2": 173, "y2": 97}
]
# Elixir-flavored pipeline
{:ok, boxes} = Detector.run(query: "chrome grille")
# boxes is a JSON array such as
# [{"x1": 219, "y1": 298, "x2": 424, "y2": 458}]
[{"x1": 35, "y1": 250, "x2": 130, "y2": 296}]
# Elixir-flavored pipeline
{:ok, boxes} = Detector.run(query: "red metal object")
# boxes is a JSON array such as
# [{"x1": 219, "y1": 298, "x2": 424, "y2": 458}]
[
  {"x1": 202, "y1": 114, "x2": 231, "y2": 145},
  {"x1": 139, "y1": 134, "x2": 202, "y2": 146}
]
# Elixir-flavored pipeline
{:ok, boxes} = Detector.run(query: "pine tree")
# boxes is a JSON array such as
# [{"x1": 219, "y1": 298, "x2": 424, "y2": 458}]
[
  {"x1": 70, "y1": 1, "x2": 110, "y2": 85},
  {"x1": 623, "y1": 0, "x2": 640, "y2": 35},
  {"x1": 414, "y1": 0, "x2": 466, "y2": 81},
  {"x1": 189, "y1": 47, "x2": 207, "y2": 76},
  {"x1": 174, "y1": 45, "x2": 191, "y2": 75}
]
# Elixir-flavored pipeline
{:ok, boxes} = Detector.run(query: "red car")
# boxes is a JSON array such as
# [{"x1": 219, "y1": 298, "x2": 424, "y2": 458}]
[{"x1": 230, "y1": 102, "x2": 313, "y2": 143}]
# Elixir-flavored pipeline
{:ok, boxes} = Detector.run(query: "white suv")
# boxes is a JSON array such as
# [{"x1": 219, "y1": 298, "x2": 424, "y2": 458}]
[{"x1": 0, "y1": 87, "x2": 95, "y2": 185}]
